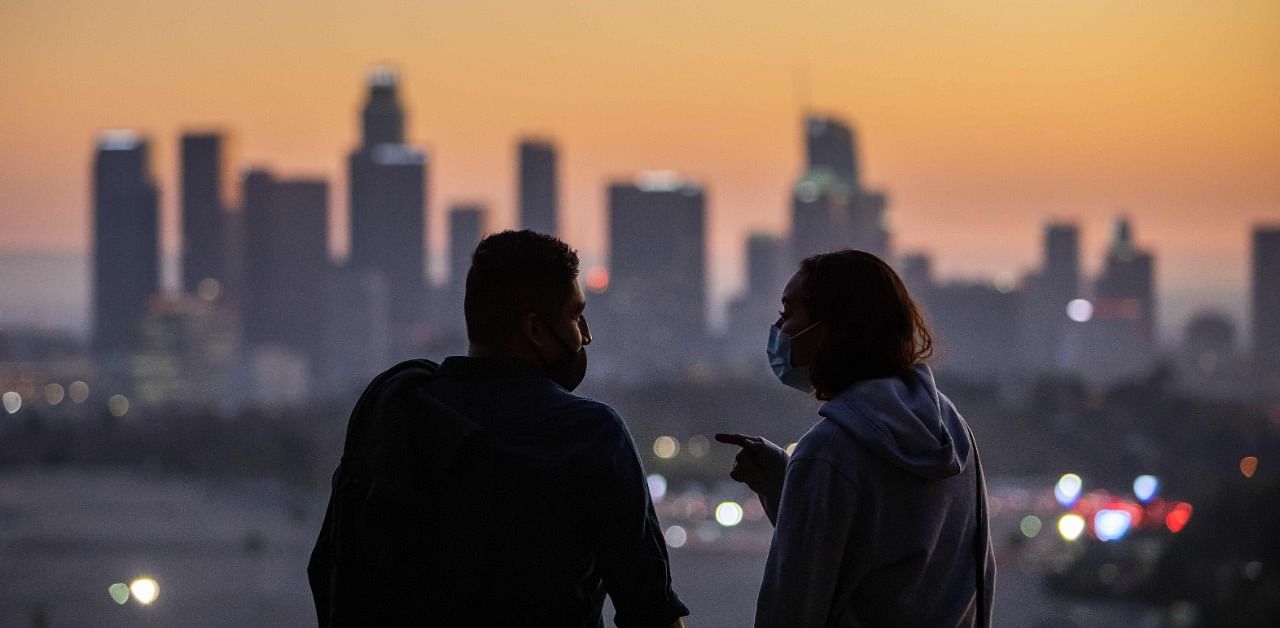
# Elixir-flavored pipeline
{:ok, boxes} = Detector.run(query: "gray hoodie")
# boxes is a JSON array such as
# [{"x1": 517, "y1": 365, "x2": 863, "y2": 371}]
[{"x1": 755, "y1": 364, "x2": 995, "y2": 628}]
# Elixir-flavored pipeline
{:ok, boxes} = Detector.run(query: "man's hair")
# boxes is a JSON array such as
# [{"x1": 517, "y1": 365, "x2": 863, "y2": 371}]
[
  {"x1": 464, "y1": 230, "x2": 580, "y2": 347},
  {"x1": 797, "y1": 249, "x2": 934, "y2": 400}
]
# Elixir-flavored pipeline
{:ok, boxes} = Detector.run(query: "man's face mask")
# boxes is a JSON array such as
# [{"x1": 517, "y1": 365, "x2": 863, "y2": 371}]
[
  {"x1": 767, "y1": 321, "x2": 821, "y2": 393},
  {"x1": 537, "y1": 315, "x2": 589, "y2": 392}
]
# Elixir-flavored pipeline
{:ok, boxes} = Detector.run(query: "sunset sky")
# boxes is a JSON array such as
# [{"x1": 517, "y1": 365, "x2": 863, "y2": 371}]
[{"x1": 1, "y1": 0, "x2": 1278, "y2": 335}]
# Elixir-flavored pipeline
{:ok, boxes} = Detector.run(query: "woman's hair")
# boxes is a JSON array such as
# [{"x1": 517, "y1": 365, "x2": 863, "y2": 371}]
[{"x1": 797, "y1": 249, "x2": 934, "y2": 399}]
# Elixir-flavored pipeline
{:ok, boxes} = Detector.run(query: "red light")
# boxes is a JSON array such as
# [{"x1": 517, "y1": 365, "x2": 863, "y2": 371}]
[
  {"x1": 1166, "y1": 502, "x2": 1193, "y2": 533},
  {"x1": 586, "y1": 266, "x2": 609, "y2": 293}
]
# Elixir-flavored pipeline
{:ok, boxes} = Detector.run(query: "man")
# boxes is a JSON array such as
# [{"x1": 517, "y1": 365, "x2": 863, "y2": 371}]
[{"x1": 311, "y1": 230, "x2": 688, "y2": 628}]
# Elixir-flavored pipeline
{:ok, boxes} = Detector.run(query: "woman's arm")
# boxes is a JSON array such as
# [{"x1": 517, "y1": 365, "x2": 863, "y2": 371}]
[{"x1": 755, "y1": 457, "x2": 859, "y2": 628}]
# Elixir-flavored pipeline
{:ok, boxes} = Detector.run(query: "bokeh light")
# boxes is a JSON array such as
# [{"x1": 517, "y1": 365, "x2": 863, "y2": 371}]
[
  {"x1": 714, "y1": 501, "x2": 744, "y2": 527},
  {"x1": 1054, "y1": 473, "x2": 1083, "y2": 507},
  {"x1": 68, "y1": 381, "x2": 89, "y2": 403},
  {"x1": 664, "y1": 525, "x2": 687, "y2": 548},
  {"x1": 1094, "y1": 509, "x2": 1133, "y2": 542},
  {"x1": 1066, "y1": 299, "x2": 1093, "y2": 323},
  {"x1": 1133, "y1": 475, "x2": 1160, "y2": 503},
  {"x1": 585, "y1": 266, "x2": 609, "y2": 294},
  {"x1": 1058, "y1": 513, "x2": 1086, "y2": 541},
  {"x1": 1239, "y1": 456, "x2": 1258, "y2": 478},
  {"x1": 2, "y1": 391, "x2": 20, "y2": 414},
  {"x1": 686, "y1": 435, "x2": 709, "y2": 458},
  {"x1": 1020, "y1": 515, "x2": 1042, "y2": 538},
  {"x1": 646, "y1": 473, "x2": 667, "y2": 501},
  {"x1": 197, "y1": 278, "x2": 222, "y2": 301},
  {"x1": 44, "y1": 383, "x2": 66, "y2": 406},
  {"x1": 652, "y1": 436, "x2": 679, "y2": 459},
  {"x1": 785, "y1": 442, "x2": 798, "y2": 456},
  {"x1": 108, "y1": 582, "x2": 130, "y2": 605},
  {"x1": 129, "y1": 577, "x2": 159, "y2": 605},
  {"x1": 107, "y1": 394, "x2": 130, "y2": 417},
  {"x1": 1166, "y1": 502, "x2": 1193, "y2": 533}
]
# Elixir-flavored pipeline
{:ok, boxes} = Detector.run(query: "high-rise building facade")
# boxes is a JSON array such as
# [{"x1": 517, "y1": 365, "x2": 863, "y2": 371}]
[
  {"x1": 448, "y1": 205, "x2": 487, "y2": 292},
  {"x1": 348, "y1": 68, "x2": 428, "y2": 327},
  {"x1": 1021, "y1": 222, "x2": 1082, "y2": 372},
  {"x1": 92, "y1": 130, "x2": 160, "y2": 356},
  {"x1": 605, "y1": 173, "x2": 707, "y2": 370},
  {"x1": 241, "y1": 169, "x2": 329, "y2": 373},
  {"x1": 1253, "y1": 226, "x2": 1280, "y2": 381},
  {"x1": 790, "y1": 114, "x2": 888, "y2": 262},
  {"x1": 726, "y1": 233, "x2": 787, "y2": 368},
  {"x1": 1087, "y1": 217, "x2": 1156, "y2": 381},
  {"x1": 518, "y1": 140, "x2": 557, "y2": 236},
  {"x1": 180, "y1": 132, "x2": 229, "y2": 295}
]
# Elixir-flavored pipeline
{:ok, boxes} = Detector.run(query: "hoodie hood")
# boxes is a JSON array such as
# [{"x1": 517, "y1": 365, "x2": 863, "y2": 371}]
[{"x1": 817, "y1": 363, "x2": 972, "y2": 480}]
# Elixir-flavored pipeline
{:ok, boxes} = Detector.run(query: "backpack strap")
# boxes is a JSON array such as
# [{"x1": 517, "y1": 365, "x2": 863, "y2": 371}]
[{"x1": 965, "y1": 422, "x2": 992, "y2": 627}]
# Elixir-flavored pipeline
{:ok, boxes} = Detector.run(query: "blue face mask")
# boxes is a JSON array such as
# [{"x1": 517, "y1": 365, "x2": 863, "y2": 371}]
[{"x1": 767, "y1": 322, "x2": 821, "y2": 393}]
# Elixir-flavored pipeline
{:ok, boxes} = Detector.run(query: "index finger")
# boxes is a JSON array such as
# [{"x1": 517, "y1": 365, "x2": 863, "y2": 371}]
[{"x1": 714, "y1": 433, "x2": 759, "y2": 448}]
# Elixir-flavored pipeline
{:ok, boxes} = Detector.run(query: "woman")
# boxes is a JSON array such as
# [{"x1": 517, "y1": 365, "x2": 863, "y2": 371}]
[{"x1": 716, "y1": 249, "x2": 994, "y2": 627}]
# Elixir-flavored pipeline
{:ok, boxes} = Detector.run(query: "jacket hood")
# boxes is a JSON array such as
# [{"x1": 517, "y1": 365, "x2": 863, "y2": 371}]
[{"x1": 817, "y1": 363, "x2": 971, "y2": 480}]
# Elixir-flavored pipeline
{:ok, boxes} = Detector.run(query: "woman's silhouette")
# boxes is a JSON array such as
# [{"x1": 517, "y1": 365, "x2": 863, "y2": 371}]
[{"x1": 718, "y1": 249, "x2": 994, "y2": 627}]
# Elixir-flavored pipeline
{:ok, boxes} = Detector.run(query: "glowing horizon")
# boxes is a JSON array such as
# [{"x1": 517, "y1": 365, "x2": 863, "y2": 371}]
[{"x1": 2, "y1": 0, "x2": 1277, "y2": 328}]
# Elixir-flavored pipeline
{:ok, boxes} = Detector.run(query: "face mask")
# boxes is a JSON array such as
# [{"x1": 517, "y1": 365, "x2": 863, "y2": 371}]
[
  {"x1": 768, "y1": 322, "x2": 821, "y2": 393},
  {"x1": 537, "y1": 317, "x2": 588, "y2": 392}
]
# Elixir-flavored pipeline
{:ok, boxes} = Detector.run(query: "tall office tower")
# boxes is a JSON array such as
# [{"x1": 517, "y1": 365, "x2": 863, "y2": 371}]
[
  {"x1": 1087, "y1": 217, "x2": 1157, "y2": 382},
  {"x1": 438, "y1": 205, "x2": 487, "y2": 347},
  {"x1": 1253, "y1": 226, "x2": 1280, "y2": 382},
  {"x1": 806, "y1": 116, "x2": 858, "y2": 181},
  {"x1": 929, "y1": 280, "x2": 1020, "y2": 379},
  {"x1": 1021, "y1": 223, "x2": 1082, "y2": 372},
  {"x1": 348, "y1": 68, "x2": 428, "y2": 328},
  {"x1": 605, "y1": 173, "x2": 707, "y2": 370},
  {"x1": 518, "y1": 139, "x2": 558, "y2": 235},
  {"x1": 790, "y1": 114, "x2": 889, "y2": 262},
  {"x1": 448, "y1": 205, "x2": 487, "y2": 292},
  {"x1": 726, "y1": 234, "x2": 787, "y2": 367},
  {"x1": 181, "y1": 132, "x2": 229, "y2": 296},
  {"x1": 322, "y1": 266, "x2": 390, "y2": 395},
  {"x1": 92, "y1": 130, "x2": 160, "y2": 356},
  {"x1": 241, "y1": 169, "x2": 330, "y2": 377},
  {"x1": 130, "y1": 294, "x2": 240, "y2": 409},
  {"x1": 744, "y1": 233, "x2": 787, "y2": 299}
]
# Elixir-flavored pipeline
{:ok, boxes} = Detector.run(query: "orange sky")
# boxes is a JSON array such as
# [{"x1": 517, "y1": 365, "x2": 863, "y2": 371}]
[{"x1": 1, "y1": 0, "x2": 1278, "y2": 331}]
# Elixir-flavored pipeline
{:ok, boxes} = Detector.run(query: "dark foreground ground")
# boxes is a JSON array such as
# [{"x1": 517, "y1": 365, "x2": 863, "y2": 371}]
[{"x1": 0, "y1": 470, "x2": 1151, "y2": 627}]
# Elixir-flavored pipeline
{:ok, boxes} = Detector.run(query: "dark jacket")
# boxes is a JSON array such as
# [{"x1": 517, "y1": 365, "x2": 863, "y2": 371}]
[{"x1": 309, "y1": 356, "x2": 688, "y2": 628}]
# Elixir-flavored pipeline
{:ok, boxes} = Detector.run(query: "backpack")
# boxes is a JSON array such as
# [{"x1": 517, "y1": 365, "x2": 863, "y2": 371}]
[{"x1": 307, "y1": 358, "x2": 483, "y2": 626}]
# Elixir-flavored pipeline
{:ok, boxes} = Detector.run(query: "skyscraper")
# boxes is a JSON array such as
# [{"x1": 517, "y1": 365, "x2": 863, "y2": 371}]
[
  {"x1": 805, "y1": 116, "x2": 858, "y2": 182},
  {"x1": 1087, "y1": 217, "x2": 1156, "y2": 381},
  {"x1": 1021, "y1": 222, "x2": 1082, "y2": 372},
  {"x1": 241, "y1": 169, "x2": 329, "y2": 374},
  {"x1": 180, "y1": 132, "x2": 229, "y2": 296},
  {"x1": 790, "y1": 114, "x2": 889, "y2": 262},
  {"x1": 348, "y1": 68, "x2": 428, "y2": 327},
  {"x1": 518, "y1": 139, "x2": 558, "y2": 236},
  {"x1": 1253, "y1": 226, "x2": 1280, "y2": 380},
  {"x1": 605, "y1": 172, "x2": 707, "y2": 370},
  {"x1": 448, "y1": 204, "x2": 487, "y2": 292},
  {"x1": 92, "y1": 130, "x2": 159, "y2": 356},
  {"x1": 726, "y1": 233, "x2": 787, "y2": 368}
]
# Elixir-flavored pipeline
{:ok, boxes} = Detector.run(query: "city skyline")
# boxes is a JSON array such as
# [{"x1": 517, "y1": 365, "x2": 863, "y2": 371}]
[{"x1": 2, "y1": 1, "x2": 1278, "y2": 338}]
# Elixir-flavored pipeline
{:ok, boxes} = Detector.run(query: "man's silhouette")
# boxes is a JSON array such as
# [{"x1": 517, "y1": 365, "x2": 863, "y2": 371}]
[{"x1": 310, "y1": 230, "x2": 688, "y2": 628}]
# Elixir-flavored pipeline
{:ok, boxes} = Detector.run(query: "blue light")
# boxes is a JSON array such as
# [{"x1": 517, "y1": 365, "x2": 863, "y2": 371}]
[
  {"x1": 1055, "y1": 473, "x2": 1083, "y2": 508},
  {"x1": 1094, "y1": 509, "x2": 1133, "y2": 542},
  {"x1": 1133, "y1": 475, "x2": 1160, "y2": 503}
]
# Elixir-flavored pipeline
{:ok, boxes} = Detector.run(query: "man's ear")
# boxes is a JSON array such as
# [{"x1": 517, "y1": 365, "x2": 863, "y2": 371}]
[{"x1": 519, "y1": 312, "x2": 544, "y2": 348}]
